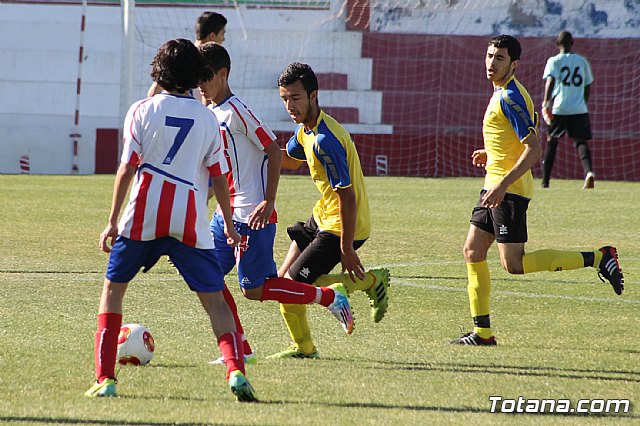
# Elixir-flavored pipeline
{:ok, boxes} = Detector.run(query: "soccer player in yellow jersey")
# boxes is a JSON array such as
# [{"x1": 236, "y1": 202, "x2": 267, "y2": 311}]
[
  {"x1": 268, "y1": 62, "x2": 390, "y2": 358},
  {"x1": 451, "y1": 35, "x2": 624, "y2": 346}
]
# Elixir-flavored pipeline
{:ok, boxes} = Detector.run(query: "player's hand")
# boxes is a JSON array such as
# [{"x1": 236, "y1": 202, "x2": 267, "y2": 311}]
[
  {"x1": 481, "y1": 185, "x2": 506, "y2": 209},
  {"x1": 225, "y1": 225, "x2": 241, "y2": 246},
  {"x1": 471, "y1": 149, "x2": 487, "y2": 168},
  {"x1": 541, "y1": 106, "x2": 554, "y2": 126},
  {"x1": 248, "y1": 200, "x2": 274, "y2": 230},
  {"x1": 99, "y1": 223, "x2": 118, "y2": 253},
  {"x1": 340, "y1": 246, "x2": 366, "y2": 282}
]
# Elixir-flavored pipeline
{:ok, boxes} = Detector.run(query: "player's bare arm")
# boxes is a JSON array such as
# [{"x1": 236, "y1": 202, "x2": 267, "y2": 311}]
[
  {"x1": 542, "y1": 77, "x2": 556, "y2": 125},
  {"x1": 99, "y1": 162, "x2": 136, "y2": 253},
  {"x1": 471, "y1": 149, "x2": 487, "y2": 168},
  {"x1": 280, "y1": 148, "x2": 304, "y2": 170},
  {"x1": 481, "y1": 130, "x2": 542, "y2": 208},
  {"x1": 337, "y1": 186, "x2": 366, "y2": 281},
  {"x1": 210, "y1": 174, "x2": 241, "y2": 246},
  {"x1": 248, "y1": 142, "x2": 281, "y2": 230}
]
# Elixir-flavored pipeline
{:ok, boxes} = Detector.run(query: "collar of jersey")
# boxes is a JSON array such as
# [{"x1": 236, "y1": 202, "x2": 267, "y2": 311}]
[
  {"x1": 213, "y1": 93, "x2": 235, "y2": 108},
  {"x1": 303, "y1": 110, "x2": 326, "y2": 135}
]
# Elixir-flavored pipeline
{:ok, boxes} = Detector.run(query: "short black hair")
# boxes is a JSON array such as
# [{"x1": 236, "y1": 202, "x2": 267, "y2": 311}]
[
  {"x1": 488, "y1": 34, "x2": 521, "y2": 61},
  {"x1": 195, "y1": 12, "x2": 227, "y2": 41},
  {"x1": 150, "y1": 39, "x2": 207, "y2": 92},
  {"x1": 200, "y1": 42, "x2": 231, "y2": 76},
  {"x1": 277, "y1": 62, "x2": 318, "y2": 96},
  {"x1": 556, "y1": 31, "x2": 574, "y2": 48}
]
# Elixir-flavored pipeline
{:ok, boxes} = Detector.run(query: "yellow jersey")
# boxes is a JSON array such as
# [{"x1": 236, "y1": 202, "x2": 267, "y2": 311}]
[
  {"x1": 483, "y1": 75, "x2": 538, "y2": 198},
  {"x1": 286, "y1": 110, "x2": 370, "y2": 240}
]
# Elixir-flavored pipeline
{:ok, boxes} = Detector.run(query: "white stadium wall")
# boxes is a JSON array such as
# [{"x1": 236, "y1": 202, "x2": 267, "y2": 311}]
[{"x1": 0, "y1": 0, "x2": 638, "y2": 175}]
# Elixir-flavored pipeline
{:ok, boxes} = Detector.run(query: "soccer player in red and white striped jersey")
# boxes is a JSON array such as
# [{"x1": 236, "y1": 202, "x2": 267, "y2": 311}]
[
  {"x1": 198, "y1": 43, "x2": 355, "y2": 349},
  {"x1": 86, "y1": 39, "x2": 257, "y2": 402}
]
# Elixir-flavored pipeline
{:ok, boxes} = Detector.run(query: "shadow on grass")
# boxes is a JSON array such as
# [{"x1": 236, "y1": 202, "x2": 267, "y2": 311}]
[
  {"x1": 0, "y1": 418, "x2": 228, "y2": 426},
  {"x1": 351, "y1": 358, "x2": 640, "y2": 383}
]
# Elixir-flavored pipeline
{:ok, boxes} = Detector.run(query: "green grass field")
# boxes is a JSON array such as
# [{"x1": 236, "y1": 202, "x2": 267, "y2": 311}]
[{"x1": 0, "y1": 175, "x2": 637, "y2": 425}]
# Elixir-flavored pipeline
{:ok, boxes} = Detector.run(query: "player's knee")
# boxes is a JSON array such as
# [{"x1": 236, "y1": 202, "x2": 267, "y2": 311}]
[
  {"x1": 502, "y1": 260, "x2": 524, "y2": 275},
  {"x1": 573, "y1": 138, "x2": 588, "y2": 148},
  {"x1": 463, "y1": 245, "x2": 485, "y2": 263},
  {"x1": 242, "y1": 286, "x2": 262, "y2": 301}
]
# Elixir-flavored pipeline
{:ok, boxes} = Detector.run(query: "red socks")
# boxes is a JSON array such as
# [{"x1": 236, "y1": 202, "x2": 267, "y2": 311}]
[
  {"x1": 217, "y1": 332, "x2": 245, "y2": 379},
  {"x1": 222, "y1": 286, "x2": 253, "y2": 355},
  {"x1": 260, "y1": 277, "x2": 334, "y2": 306},
  {"x1": 94, "y1": 312, "x2": 122, "y2": 382}
]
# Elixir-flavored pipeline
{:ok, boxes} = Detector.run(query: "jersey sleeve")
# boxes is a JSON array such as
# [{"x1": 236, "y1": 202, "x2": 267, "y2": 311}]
[
  {"x1": 286, "y1": 126, "x2": 306, "y2": 161},
  {"x1": 313, "y1": 132, "x2": 351, "y2": 189},
  {"x1": 542, "y1": 57, "x2": 556, "y2": 80},
  {"x1": 229, "y1": 99, "x2": 276, "y2": 150},
  {"x1": 500, "y1": 90, "x2": 537, "y2": 141},
  {"x1": 204, "y1": 112, "x2": 229, "y2": 177},
  {"x1": 583, "y1": 56, "x2": 594, "y2": 86},
  {"x1": 121, "y1": 99, "x2": 146, "y2": 167}
]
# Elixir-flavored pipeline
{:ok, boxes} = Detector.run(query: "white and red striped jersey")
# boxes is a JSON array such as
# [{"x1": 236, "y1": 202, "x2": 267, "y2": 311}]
[
  {"x1": 118, "y1": 93, "x2": 227, "y2": 249},
  {"x1": 210, "y1": 94, "x2": 278, "y2": 224}
]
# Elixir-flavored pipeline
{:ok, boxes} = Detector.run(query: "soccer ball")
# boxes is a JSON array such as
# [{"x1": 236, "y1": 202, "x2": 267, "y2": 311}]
[{"x1": 117, "y1": 323, "x2": 155, "y2": 366}]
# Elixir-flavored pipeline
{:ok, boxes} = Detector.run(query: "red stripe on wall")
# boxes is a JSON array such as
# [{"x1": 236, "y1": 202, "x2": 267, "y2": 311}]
[
  {"x1": 156, "y1": 180, "x2": 176, "y2": 238},
  {"x1": 130, "y1": 172, "x2": 152, "y2": 239},
  {"x1": 183, "y1": 190, "x2": 197, "y2": 247}
]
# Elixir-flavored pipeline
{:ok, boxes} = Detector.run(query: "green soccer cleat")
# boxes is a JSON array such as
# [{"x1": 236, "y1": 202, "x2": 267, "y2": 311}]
[
  {"x1": 365, "y1": 268, "x2": 390, "y2": 323},
  {"x1": 327, "y1": 283, "x2": 354, "y2": 334},
  {"x1": 228, "y1": 370, "x2": 258, "y2": 402},
  {"x1": 84, "y1": 378, "x2": 117, "y2": 397},
  {"x1": 266, "y1": 345, "x2": 319, "y2": 359}
]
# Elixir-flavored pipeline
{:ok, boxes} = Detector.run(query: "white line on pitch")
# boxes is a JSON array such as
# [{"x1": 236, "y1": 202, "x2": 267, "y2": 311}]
[{"x1": 393, "y1": 278, "x2": 639, "y2": 304}]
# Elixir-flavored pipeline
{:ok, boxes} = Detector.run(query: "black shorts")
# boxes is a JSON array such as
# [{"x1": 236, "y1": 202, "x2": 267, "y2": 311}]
[
  {"x1": 548, "y1": 113, "x2": 592, "y2": 141},
  {"x1": 286, "y1": 216, "x2": 366, "y2": 284},
  {"x1": 469, "y1": 191, "x2": 530, "y2": 243}
]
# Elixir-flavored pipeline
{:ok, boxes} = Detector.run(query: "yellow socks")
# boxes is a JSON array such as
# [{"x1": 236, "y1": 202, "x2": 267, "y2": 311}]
[
  {"x1": 279, "y1": 303, "x2": 315, "y2": 354},
  {"x1": 314, "y1": 271, "x2": 375, "y2": 294},
  {"x1": 522, "y1": 249, "x2": 587, "y2": 273},
  {"x1": 467, "y1": 261, "x2": 492, "y2": 338}
]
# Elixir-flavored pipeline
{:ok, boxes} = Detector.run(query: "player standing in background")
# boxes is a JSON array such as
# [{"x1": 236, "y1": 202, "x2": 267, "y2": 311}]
[
  {"x1": 541, "y1": 31, "x2": 595, "y2": 189},
  {"x1": 271, "y1": 62, "x2": 390, "y2": 359},
  {"x1": 451, "y1": 35, "x2": 623, "y2": 346},
  {"x1": 147, "y1": 12, "x2": 227, "y2": 101},
  {"x1": 197, "y1": 43, "x2": 354, "y2": 354},
  {"x1": 85, "y1": 39, "x2": 257, "y2": 402}
]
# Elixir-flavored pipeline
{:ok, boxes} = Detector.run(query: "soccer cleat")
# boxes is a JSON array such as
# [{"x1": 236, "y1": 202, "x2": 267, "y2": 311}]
[
  {"x1": 327, "y1": 283, "x2": 354, "y2": 334},
  {"x1": 450, "y1": 331, "x2": 497, "y2": 346},
  {"x1": 597, "y1": 246, "x2": 624, "y2": 295},
  {"x1": 208, "y1": 352, "x2": 257, "y2": 365},
  {"x1": 228, "y1": 370, "x2": 258, "y2": 402},
  {"x1": 583, "y1": 171, "x2": 595, "y2": 189},
  {"x1": 84, "y1": 378, "x2": 117, "y2": 397},
  {"x1": 365, "y1": 268, "x2": 390, "y2": 323},
  {"x1": 541, "y1": 181, "x2": 549, "y2": 188},
  {"x1": 266, "y1": 345, "x2": 319, "y2": 359}
]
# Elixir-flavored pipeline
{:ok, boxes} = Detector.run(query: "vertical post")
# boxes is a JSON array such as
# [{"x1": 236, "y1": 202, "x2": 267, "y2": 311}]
[
  {"x1": 71, "y1": 0, "x2": 87, "y2": 173},
  {"x1": 120, "y1": 0, "x2": 135, "y2": 129}
]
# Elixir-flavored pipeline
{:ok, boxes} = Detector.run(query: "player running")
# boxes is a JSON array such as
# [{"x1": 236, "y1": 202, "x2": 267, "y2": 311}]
[
  {"x1": 197, "y1": 43, "x2": 354, "y2": 353},
  {"x1": 270, "y1": 62, "x2": 390, "y2": 359},
  {"x1": 451, "y1": 35, "x2": 623, "y2": 347}
]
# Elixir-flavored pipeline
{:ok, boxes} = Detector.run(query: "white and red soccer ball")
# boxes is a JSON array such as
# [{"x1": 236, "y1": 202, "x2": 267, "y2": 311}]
[{"x1": 117, "y1": 324, "x2": 155, "y2": 366}]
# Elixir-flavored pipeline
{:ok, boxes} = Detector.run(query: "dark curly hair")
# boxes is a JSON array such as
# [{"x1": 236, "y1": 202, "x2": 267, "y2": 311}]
[
  {"x1": 150, "y1": 39, "x2": 211, "y2": 93},
  {"x1": 488, "y1": 34, "x2": 521, "y2": 61},
  {"x1": 277, "y1": 62, "x2": 318, "y2": 96}
]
